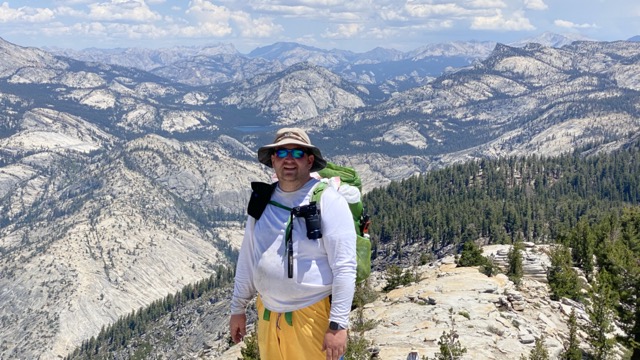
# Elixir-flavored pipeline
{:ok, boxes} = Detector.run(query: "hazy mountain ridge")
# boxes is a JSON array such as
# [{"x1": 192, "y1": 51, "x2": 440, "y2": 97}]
[
  {"x1": 50, "y1": 39, "x2": 497, "y2": 88},
  {"x1": 1, "y1": 34, "x2": 640, "y2": 358},
  {"x1": 46, "y1": 33, "x2": 589, "y2": 89},
  {"x1": 49, "y1": 43, "x2": 241, "y2": 72}
]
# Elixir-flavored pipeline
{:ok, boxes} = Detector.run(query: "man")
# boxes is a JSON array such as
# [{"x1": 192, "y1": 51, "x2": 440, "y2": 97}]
[{"x1": 229, "y1": 127, "x2": 357, "y2": 360}]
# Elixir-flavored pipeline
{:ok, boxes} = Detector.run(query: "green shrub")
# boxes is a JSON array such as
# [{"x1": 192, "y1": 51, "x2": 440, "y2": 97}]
[
  {"x1": 423, "y1": 308, "x2": 467, "y2": 360},
  {"x1": 457, "y1": 241, "x2": 488, "y2": 267},
  {"x1": 353, "y1": 280, "x2": 378, "y2": 307},
  {"x1": 383, "y1": 265, "x2": 419, "y2": 292},
  {"x1": 238, "y1": 330, "x2": 260, "y2": 360},
  {"x1": 344, "y1": 333, "x2": 372, "y2": 360}
]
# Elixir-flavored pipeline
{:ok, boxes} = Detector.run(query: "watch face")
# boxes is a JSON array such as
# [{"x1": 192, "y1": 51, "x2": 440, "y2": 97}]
[{"x1": 329, "y1": 321, "x2": 344, "y2": 330}]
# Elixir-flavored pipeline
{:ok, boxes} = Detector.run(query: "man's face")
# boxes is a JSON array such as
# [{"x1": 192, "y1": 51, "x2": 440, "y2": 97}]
[{"x1": 271, "y1": 144, "x2": 315, "y2": 191}]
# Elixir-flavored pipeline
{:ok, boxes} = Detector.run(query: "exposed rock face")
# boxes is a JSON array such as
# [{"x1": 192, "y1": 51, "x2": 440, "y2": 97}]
[
  {"x1": 359, "y1": 265, "x2": 565, "y2": 359},
  {"x1": 222, "y1": 63, "x2": 366, "y2": 124}
]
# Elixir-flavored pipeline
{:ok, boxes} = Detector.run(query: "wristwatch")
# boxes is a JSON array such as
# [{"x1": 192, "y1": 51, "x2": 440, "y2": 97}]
[{"x1": 329, "y1": 321, "x2": 347, "y2": 330}]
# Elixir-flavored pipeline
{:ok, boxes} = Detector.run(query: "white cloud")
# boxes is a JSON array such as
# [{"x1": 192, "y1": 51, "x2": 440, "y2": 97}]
[
  {"x1": 471, "y1": 10, "x2": 535, "y2": 31},
  {"x1": 52, "y1": 0, "x2": 92, "y2": 4},
  {"x1": 405, "y1": 3, "x2": 469, "y2": 18},
  {"x1": 179, "y1": 23, "x2": 233, "y2": 38},
  {"x1": 184, "y1": 0, "x2": 281, "y2": 38},
  {"x1": 554, "y1": 19, "x2": 597, "y2": 29},
  {"x1": 246, "y1": 0, "x2": 346, "y2": 13},
  {"x1": 2, "y1": 0, "x2": 633, "y2": 51},
  {"x1": 378, "y1": 7, "x2": 407, "y2": 22},
  {"x1": 326, "y1": 10, "x2": 361, "y2": 22},
  {"x1": 39, "y1": 21, "x2": 108, "y2": 37},
  {"x1": 87, "y1": 0, "x2": 162, "y2": 22},
  {"x1": 367, "y1": 26, "x2": 402, "y2": 40},
  {"x1": 297, "y1": 0, "x2": 344, "y2": 6},
  {"x1": 39, "y1": 21, "x2": 180, "y2": 41},
  {"x1": 233, "y1": 14, "x2": 283, "y2": 38},
  {"x1": 186, "y1": 0, "x2": 231, "y2": 22},
  {"x1": 323, "y1": 23, "x2": 363, "y2": 39},
  {"x1": 183, "y1": 1, "x2": 235, "y2": 37},
  {"x1": 524, "y1": 0, "x2": 548, "y2": 11},
  {"x1": 250, "y1": 3, "x2": 320, "y2": 18},
  {"x1": 0, "y1": 3, "x2": 55, "y2": 23},
  {"x1": 54, "y1": 6, "x2": 85, "y2": 17},
  {"x1": 367, "y1": 19, "x2": 454, "y2": 40},
  {"x1": 9, "y1": 0, "x2": 280, "y2": 43},
  {"x1": 121, "y1": 23, "x2": 165, "y2": 38},
  {"x1": 467, "y1": 0, "x2": 507, "y2": 8}
]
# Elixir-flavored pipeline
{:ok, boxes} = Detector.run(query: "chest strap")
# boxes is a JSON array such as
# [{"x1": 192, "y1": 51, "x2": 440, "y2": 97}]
[{"x1": 269, "y1": 200, "x2": 295, "y2": 279}]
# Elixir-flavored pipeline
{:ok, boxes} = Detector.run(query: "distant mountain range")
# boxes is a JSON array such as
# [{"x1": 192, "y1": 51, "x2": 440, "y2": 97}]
[
  {"x1": 1, "y1": 32, "x2": 640, "y2": 358},
  {"x1": 48, "y1": 32, "x2": 594, "y2": 88}
]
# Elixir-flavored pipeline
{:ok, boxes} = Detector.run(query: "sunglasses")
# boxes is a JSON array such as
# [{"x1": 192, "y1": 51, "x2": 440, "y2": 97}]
[{"x1": 274, "y1": 148, "x2": 307, "y2": 159}]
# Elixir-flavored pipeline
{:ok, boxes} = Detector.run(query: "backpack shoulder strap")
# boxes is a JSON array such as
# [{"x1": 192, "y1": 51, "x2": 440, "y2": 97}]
[
  {"x1": 247, "y1": 181, "x2": 277, "y2": 220},
  {"x1": 311, "y1": 181, "x2": 328, "y2": 204}
]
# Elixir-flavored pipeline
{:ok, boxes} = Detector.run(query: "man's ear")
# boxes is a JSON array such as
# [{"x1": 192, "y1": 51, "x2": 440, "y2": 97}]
[{"x1": 308, "y1": 154, "x2": 315, "y2": 169}]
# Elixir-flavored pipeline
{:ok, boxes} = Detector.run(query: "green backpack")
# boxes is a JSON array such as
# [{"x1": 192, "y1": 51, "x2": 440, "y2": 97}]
[
  {"x1": 247, "y1": 162, "x2": 372, "y2": 284},
  {"x1": 313, "y1": 162, "x2": 371, "y2": 284}
]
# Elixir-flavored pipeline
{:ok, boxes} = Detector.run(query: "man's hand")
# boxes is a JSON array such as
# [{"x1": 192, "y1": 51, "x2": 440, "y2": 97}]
[
  {"x1": 322, "y1": 328, "x2": 347, "y2": 360},
  {"x1": 229, "y1": 313, "x2": 247, "y2": 344}
]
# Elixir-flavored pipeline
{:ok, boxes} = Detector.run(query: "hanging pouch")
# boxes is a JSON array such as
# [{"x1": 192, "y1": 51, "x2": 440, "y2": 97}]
[{"x1": 247, "y1": 182, "x2": 277, "y2": 220}]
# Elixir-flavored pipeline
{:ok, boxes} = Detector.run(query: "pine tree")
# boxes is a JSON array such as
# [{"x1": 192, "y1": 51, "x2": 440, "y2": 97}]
[
  {"x1": 481, "y1": 255, "x2": 500, "y2": 277},
  {"x1": 521, "y1": 336, "x2": 549, "y2": 360},
  {"x1": 346, "y1": 281, "x2": 377, "y2": 360},
  {"x1": 507, "y1": 240, "x2": 524, "y2": 286},
  {"x1": 547, "y1": 244, "x2": 582, "y2": 301},
  {"x1": 618, "y1": 208, "x2": 640, "y2": 360},
  {"x1": 594, "y1": 208, "x2": 640, "y2": 358},
  {"x1": 584, "y1": 270, "x2": 616, "y2": 360},
  {"x1": 344, "y1": 333, "x2": 372, "y2": 360},
  {"x1": 561, "y1": 308, "x2": 582, "y2": 360},
  {"x1": 566, "y1": 219, "x2": 596, "y2": 282},
  {"x1": 457, "y1": 241, "x2": 488, "y2": 267},
  {"x1": 383, "y1": 264, "x2": 405, "y2": 292}
]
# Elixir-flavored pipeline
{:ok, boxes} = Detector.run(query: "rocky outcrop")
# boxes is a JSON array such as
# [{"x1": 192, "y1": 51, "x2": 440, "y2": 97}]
[
  {"x1": 217, "y1": 244, "x2": 591, "y2": 360},
  {"x1": 483, "y1": 243, "x2": 551, "y2": 282}
]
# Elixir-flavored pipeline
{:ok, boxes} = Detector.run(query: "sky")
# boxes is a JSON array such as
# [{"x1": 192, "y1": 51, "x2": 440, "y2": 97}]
[{"x1": 0, "y1": 0, "x2": 639, "y2": 54}]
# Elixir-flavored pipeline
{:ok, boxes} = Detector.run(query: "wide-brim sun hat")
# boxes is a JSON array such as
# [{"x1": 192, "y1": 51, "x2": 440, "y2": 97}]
[{"x1": 258, "y1": 127, "x2": 327, "y2": 172}]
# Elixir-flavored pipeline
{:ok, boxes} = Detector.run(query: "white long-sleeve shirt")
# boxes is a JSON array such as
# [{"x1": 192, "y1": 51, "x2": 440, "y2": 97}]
[{"x1": 230, "y1": 178, "x2": 357, "y2": 326}]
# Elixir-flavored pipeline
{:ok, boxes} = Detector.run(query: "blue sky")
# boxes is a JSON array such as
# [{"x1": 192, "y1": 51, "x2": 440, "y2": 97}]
[{"x1": 0, "y1": 0, "x2": 638, "y2": 53}]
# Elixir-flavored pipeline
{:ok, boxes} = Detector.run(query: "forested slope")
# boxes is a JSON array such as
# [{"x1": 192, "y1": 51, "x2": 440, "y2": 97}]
[{"x1": 364, "y1": 140, "x2": 640, "y2": 263}]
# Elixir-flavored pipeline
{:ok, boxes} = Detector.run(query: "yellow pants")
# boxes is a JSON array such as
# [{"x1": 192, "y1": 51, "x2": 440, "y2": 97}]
[{"x1": 256, "y1": 296, "x2": 331, "y2": 360}]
